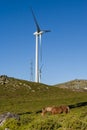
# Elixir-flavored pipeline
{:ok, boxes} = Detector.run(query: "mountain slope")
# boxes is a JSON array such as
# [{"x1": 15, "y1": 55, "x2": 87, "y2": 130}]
[{"x1": 55, "y1": 79, "x2": 87, "y2": 91}]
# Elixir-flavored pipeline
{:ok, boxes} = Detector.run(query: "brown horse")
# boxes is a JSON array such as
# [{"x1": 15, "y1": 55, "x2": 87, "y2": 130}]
[
  {"x1": 41, "y1": 105, "x2": 70, "y2": 116},
  {"x1": 51, "y1": 105, "x2": 70, "y2": 115}
]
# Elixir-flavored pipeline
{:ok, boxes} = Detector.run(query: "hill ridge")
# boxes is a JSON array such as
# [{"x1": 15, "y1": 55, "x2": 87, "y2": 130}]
[
  {"x1": 0, "y1": 75, "x2": 87, "y2": 91},
  {"x1": 55, "y1": 79, "x2": 87, "y2": 91}
]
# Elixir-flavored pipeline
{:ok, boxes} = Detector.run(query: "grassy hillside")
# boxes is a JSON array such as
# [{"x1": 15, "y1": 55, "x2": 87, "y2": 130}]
[
  {"x1": 0, "y1": 75, "x2": 87, "y2": 130},
  {"x1": 0, "y1": 75, "x2": 87, "y2": 113}
]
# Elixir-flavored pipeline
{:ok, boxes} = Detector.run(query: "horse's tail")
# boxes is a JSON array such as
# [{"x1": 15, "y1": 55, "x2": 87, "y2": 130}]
[{"x1": 66, "y1": 106, "x2": 70, "y2": 113}]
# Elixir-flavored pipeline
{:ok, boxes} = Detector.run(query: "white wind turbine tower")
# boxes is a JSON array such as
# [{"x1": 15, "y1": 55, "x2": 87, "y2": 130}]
[{"x1": 31, "y1": 8, "x2": 50, "y2": 83}]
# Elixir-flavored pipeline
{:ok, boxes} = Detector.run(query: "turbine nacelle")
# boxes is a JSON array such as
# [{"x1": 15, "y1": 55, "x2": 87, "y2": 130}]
[
  {"x1": 33, "y1": 31, "x2": 44, "y2": 36},
  {"x1": 33, "y1": 30, "x2": 51, "y2": 36}
]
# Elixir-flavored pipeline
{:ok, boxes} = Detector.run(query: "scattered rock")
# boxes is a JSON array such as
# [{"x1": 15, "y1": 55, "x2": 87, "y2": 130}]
[
  {"x1": 27, "y1": 86, "x2": 31, "y2": 89},
  {"x1": 5, "y1": 128, "x2": 10, "y2": 130},
  {"x1": 32, "y1": 90, "x2": 35, "y2": 92}
]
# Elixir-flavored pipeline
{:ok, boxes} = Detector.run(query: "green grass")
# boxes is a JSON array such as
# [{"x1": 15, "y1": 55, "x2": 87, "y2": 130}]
[
  {"x1": 0, "y1": 76, "x2": 87, "y2": 129},
  {"x1": 0, "y1": 83, "x2": 86, "y2": 113}
]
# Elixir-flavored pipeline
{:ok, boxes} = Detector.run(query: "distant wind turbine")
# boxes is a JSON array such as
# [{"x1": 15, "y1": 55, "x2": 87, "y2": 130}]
[{"x1": 31, "y1": 8, "x2": 50, "y2": 83}]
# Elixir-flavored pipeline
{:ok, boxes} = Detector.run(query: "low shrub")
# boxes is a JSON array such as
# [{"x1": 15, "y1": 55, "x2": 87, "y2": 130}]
[
  {"x1": 28, "y1": 116, "x2": 62, "y2": 130},
  {"x1": 66, "y1": 118, "x2": 87, "y2": 130},
  {"x1": 1, "y1": 118, "x2": 20, "y2": 130}
]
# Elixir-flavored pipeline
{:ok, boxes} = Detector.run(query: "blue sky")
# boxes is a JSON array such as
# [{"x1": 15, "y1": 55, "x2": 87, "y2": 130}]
[{"x1": 0, "y1": 0, "x2": 87, "y2": 85}]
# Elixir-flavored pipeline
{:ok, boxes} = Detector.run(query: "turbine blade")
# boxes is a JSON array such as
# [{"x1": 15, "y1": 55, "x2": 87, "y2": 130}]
[
  {"x1": 39, "y1": 64, "x2": 43, "y2": 82},
  {"x1": 46, "y1": 30, "x2": 51, "y2": 32},
  {"x1": 31, "y1": 8, "x2": 41, "y2": 32},
  {"x1": 43, "y1": 30, "x2": 51, "y2": 33}
]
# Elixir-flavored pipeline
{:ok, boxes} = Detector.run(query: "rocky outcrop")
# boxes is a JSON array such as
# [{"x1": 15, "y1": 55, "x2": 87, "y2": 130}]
[
  {"x1": 0, "y1": 75, "x2": 9, "y2": 85},
  {"x1": 0, "y1": 112, "x2": 20, "y2": 126}
]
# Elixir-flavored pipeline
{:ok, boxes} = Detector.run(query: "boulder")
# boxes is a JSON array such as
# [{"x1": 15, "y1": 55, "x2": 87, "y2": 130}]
[{"x1": 0, "y1": 112, "x2": 20, "y2": 126}]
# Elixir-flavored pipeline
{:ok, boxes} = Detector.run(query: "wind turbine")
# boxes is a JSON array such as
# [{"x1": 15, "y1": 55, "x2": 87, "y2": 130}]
[{"x1": 31, "y1": 8, "x2": 50, "y2": 83}]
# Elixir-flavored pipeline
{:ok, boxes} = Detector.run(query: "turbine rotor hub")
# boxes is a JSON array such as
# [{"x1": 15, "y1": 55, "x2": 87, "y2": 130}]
[{"x1": 33, "y1": 31, "x2": 44, "y2": 35}]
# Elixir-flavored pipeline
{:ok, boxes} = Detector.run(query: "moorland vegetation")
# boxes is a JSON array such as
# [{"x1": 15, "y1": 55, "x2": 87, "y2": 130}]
[{"x1": 0, "y1": 75, "x2": 87, "y2": 130}]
